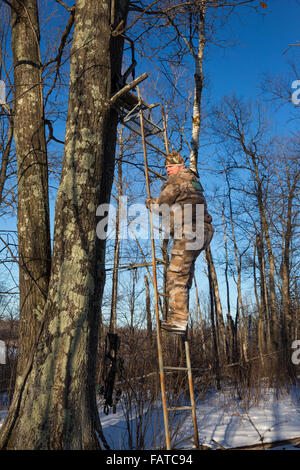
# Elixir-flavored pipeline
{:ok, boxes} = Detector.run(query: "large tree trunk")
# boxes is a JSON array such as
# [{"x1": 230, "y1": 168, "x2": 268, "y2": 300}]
[
  {"x1": 11, "y1": 0, "x2": 51, "y2": 375},
  {"x1": 0, "y1": 0, "x2": 129, "y2": 450}
]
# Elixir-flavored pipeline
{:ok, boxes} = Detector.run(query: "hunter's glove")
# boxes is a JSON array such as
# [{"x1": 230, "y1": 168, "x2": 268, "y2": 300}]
[{"x1": 145, "y1": 197, "x2": 152, "y2": 209}]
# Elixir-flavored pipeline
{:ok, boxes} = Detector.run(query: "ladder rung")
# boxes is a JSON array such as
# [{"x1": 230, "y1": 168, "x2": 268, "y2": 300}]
[
  {"x1": 167, "y1": 406, "x2": 193, "y2": 411},
  {"x1": 164, "y1": 366, "x2": 188, "y2": 371},
  {"x1": 158, "y1": 292, "x2": 169, "y2": 297},
  {"x1": 155, "y1": 258, "x2": 167, "y2": 264}
]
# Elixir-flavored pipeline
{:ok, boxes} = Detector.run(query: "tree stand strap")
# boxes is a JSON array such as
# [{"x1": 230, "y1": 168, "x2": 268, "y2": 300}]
[{"x1": 101, "y1": 333, "x2": 123, "y2": 414}]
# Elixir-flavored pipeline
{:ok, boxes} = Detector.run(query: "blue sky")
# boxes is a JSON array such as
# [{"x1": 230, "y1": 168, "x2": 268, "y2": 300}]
[
  {"x1": 207, "y1": 1, "x2": 297, "y2": 93},
  {"x1": 204, "y1": 0, "x2": 299, "y2": 130}
]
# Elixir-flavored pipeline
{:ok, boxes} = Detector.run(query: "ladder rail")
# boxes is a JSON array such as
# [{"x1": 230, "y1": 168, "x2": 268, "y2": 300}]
[
  {"x1": 137, "y1": 87, "x2": 171, "y2": 451},
  {"x1": 129, "y1": 85, "x2": 199, "y2": 451}
]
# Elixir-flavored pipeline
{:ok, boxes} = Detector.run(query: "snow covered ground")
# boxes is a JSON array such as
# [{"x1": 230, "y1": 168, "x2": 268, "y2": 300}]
[
  {"x1": 1, "y1": 386, "x2": 300, "y2": 450},
  {"x1": 99, "y1": 386, "x2": 300, "y2": 450}
]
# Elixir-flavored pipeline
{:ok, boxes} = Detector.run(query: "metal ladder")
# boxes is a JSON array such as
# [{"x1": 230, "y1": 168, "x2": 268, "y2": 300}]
[{"x1": 113, "y1": 83, "x2": 200, "y2": 450}]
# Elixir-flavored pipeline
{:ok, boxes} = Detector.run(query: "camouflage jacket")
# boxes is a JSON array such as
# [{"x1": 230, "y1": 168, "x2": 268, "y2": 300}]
[{"x1": 147, "y1": 168, "x2": 213, "y2": 237}]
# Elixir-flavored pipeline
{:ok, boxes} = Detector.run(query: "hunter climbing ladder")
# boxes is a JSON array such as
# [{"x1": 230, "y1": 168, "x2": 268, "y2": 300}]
[{"x1": 112, "y1": 80, "x2": 199, "y2": 450}]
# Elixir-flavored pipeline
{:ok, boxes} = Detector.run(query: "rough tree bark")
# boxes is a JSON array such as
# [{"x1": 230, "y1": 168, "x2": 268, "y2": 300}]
[
  {"x1": 10, "y1": 0, "x2": 51, "y2": 375},
  {"x1": 0, "y1": 0, "x2": 129, "y2": 450}
]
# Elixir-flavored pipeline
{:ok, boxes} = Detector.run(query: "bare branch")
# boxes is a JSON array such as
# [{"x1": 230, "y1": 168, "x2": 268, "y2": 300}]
[
  {"x1": 55, "y1": 0, "x2": 75, "y2": 12},
  {"x1": 44, "y1": 119, "x2": 65, "y2": 145},
  {"x1": 112, "y1": 0, "x2": 161, "y2": 36},
  {"x1": 1, "y1": 0, "x2": 18, "y2": 14}
]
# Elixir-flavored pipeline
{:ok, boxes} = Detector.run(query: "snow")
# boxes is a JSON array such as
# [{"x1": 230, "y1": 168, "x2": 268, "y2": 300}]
[
  {"x1": 179, "y1": 387, "x2": 300, "y2": 450},
  {"x1": 1, "y1": 386, "x2": 300, "y2": 450},
  {"x1": 98, "y1": 385, "x2": 300, "y2": 450}
]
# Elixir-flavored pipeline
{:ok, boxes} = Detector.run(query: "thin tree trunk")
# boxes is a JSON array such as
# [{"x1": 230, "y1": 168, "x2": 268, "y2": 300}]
[
  {"x1": 109, "y1": 133, "x2": 123, "y2": 334},
  {"x1": 226, "y1": 181, "x2": 248, "y2": 361},
  {"x1": 238, "y1": 141, "x2": 278, "y2": 350},
  {"x1": 278, "y1": 162, "x2": 297, "y2": 376},
  {"x1": 207, "y1": 254, "x2": 220, "y2": 389},
  {"x1": 194, "y1": 275, "x2": 207, "y2": 361},
  {"x1": 256, "y1": 232, "x2": 272, "y2": 350},
  {"x1": 252, "y1": 164, "x2": 278, "y2": 349},
  {"x1": 253, "y1": 239, "x2": 265, "y2": 363},
  {"x1": 205, "y1": 247, "x2": 227, "y2": 361},
  {"x1": 222, "y1": 201, "x2": 234, "y2": 363},
  {"x1": 280, "y1": 167, "x2": 295, "y2": 348},
  {"x1": 190, "y1": 0, "x2": 206, "y2": 173},
  {"x1": 145, "y1": 275, "x2": 153, "y2": 343},
  {"x1": 0, "y1": 106, "x2": 13, "y2": 205},
  {"x1": 260, "y1": 207, "x2": 278, "y2": 348},
  {"x1": 130, "y1": 268, "x2": 137, "y2": 334},
  {"x1": 0, "y1": 0, "x2": 129, "y2": 450}
]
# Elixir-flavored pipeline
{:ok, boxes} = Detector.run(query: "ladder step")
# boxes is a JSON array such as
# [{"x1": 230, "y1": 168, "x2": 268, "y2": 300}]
[
  {"x1": 164, "y1": 366, "x2": 188, "y2": 371},
  {"x1": 167, "y1": 406, "x2": 193, "y2": 411},
  {"x1": 158, "y1": 292, "x2": 169, "y2": 297},
  {"x1": 152, "y1": 224, "x2": 162, "y2": 230}
]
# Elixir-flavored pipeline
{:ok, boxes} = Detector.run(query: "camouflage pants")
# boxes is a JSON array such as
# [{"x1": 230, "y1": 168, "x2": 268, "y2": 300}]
[{"x1": 167, "y1": 228, "x2": 213, "y2": 325}]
